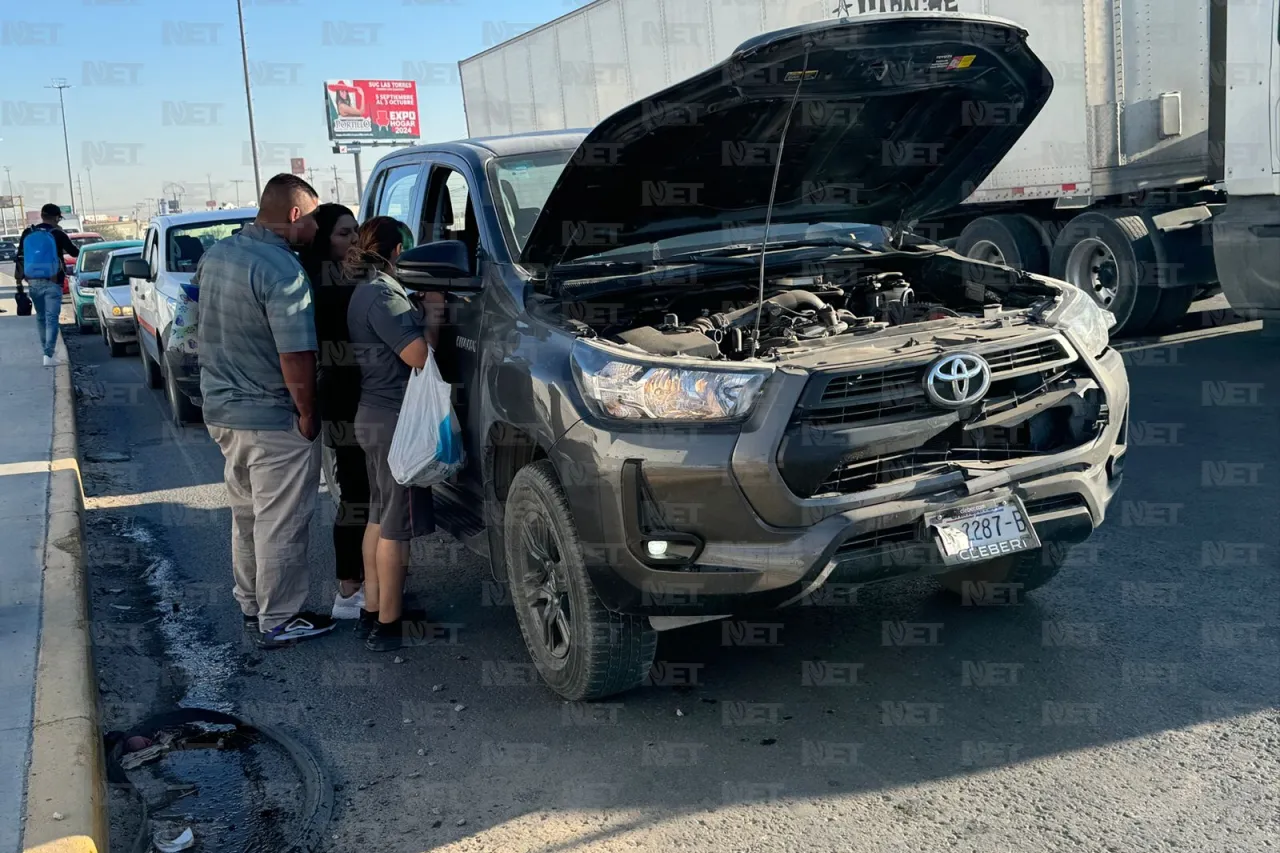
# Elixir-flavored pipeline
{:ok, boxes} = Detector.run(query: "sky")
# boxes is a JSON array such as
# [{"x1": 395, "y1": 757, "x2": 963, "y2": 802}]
[{"x1": 0, "y1": 0, "x2": 575, "y2": 218}]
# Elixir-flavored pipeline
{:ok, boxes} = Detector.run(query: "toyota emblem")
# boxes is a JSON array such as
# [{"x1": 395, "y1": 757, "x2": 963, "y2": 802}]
[{"x1": 923, "y1": 353, "x2": 991, "y2": 408}]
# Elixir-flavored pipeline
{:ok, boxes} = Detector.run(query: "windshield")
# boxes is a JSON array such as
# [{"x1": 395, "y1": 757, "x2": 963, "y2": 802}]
[
  {"x1": 167, "y1": 217, "x2": 252, "y2": 272},
  {"x1": 571, "y1": 222, "x2": 895, "y2": 264},
  {"x1": 0, "y1": 242, "x2": 14, "y2": 251},
  {"x1": 71, "y1": 235, "x2": 104, "y2": 249},
  {"x1": 489, "y1": 150, "x2": 573, "y2": 255},
  {"x1": 105, "y1": 252, "x2": 140, "y2": 287},
  {"x1": 78, "y1": 247, "x2": 114, "y2": 274}
]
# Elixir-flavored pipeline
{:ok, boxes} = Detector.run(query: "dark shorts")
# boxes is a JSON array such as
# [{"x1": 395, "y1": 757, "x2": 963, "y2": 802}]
[{"x1": 355, "y1": 404, "x2": 413, "y2": 541}]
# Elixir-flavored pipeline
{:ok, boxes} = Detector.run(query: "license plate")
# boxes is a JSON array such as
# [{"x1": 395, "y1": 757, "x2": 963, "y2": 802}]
[{"x1": 925, "y1": 496, "x2": 1041, "y2": 566}]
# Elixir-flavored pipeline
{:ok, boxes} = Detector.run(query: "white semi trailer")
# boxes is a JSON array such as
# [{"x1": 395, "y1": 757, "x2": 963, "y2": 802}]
[{"x1": 458, "y1": 0, "x2": 1280, "y2": 335}]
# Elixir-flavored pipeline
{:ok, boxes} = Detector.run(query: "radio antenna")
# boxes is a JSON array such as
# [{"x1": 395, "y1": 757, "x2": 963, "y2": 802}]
[{"x1": 751, "y1": 45, "x2": 813, "y2": 358}]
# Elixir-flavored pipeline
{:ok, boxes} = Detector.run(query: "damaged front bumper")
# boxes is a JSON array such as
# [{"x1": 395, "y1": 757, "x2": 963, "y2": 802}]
[{"x1": 549, "y1": 330, "x2": 1128, "y2": 617}]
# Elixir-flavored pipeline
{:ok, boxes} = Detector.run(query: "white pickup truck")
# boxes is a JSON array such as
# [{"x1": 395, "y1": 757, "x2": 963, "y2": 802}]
[{"x1": 123, "y1": 207, "x2": 257, "y2": 426}]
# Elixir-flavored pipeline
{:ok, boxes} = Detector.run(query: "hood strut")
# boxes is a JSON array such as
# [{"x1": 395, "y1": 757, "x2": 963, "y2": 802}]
[{"x1": 751, "y1": 43, "x2": 813, "y2": 358}]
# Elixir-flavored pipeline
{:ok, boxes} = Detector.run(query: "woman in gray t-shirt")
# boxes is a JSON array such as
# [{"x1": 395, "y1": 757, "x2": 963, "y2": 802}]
[{"x1": 346, "y1": 217, "x2": 445, "y2": 651}]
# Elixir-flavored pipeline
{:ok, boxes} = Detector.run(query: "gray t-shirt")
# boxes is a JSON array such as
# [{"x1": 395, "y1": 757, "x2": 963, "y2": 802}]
[
  {"x1": 347, "y1": 271, "x2": 424, "y2": 412},
  {"x1": 196, "y1": 224, "x2": 318, "y2": 430}
]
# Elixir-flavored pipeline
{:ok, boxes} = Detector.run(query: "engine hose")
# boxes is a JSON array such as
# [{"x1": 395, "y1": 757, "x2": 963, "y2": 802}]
[
  {"x1": 105, "y1": 707, "x2": 334, "y2": 853},
  {"x1": 715, "y1": 289, "x2": 829, "y2": 329}
]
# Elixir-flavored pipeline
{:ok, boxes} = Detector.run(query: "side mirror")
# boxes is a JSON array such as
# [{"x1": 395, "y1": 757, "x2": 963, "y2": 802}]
[
  {"x1": 395, "y1": 241, "x2": 483, "y2": 292},
  {"x1": 122, "y1": 258, "x2": 150, "y2": 279}
]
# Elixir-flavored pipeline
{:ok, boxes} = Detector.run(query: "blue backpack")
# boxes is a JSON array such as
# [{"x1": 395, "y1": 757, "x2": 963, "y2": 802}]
[{"x1": 21, "y1": 229, "x2": 60, "y2": 280}]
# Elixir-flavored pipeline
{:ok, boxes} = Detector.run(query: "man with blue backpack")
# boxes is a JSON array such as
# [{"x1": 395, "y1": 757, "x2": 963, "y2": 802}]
[{"x1": 15, "y1": 203, "x2": 80, "y2": 365}]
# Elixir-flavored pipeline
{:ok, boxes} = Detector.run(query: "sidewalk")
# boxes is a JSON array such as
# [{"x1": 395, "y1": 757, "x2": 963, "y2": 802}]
[{"x1": 0, "y1": 271, "x2": 104, "y2": 853}]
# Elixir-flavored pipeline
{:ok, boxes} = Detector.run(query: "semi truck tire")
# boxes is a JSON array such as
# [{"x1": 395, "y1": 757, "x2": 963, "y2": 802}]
[
  {"x1": 1050, "y1": 210, "x2": 1163, "y2": 336},
  {"x1": 955, "y1": 214, "x2": 1049, "y2": 273}
]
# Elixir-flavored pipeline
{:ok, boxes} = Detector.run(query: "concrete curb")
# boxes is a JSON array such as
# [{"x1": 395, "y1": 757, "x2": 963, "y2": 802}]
[{"x1": 21, "y1": 336, "x2": 107, "y2": 853}]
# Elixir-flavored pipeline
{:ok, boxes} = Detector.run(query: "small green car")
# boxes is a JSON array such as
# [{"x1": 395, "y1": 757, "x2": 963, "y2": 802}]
[{"x1": 71, "y1": 239, "x2": 144, "y2": 332}]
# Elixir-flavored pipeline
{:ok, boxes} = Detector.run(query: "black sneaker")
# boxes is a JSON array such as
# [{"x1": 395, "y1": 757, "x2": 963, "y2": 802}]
[
  {"x1": 243, "y1": 613, "x2": 259, "y2": 633},
  {"x1": 365, "y1": 614, "x2": 431, "y2": 653},
  {"x1": 353, "y1": 609, "x2": 379, "y2": 640},
  {"x1": 255, "y1": 612, "x2": 337, "y2": 649}
]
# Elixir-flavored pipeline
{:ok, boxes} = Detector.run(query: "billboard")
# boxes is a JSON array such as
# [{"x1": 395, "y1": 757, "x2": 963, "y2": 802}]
[{"x1": 324, "y1": 79, "x2": 420, "y2": 142}]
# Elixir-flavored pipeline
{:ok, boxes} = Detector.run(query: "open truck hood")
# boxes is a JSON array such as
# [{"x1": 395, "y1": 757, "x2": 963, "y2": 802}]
[{"x1": 520, "y1": 13, "x2": 1053, "y2": 269}]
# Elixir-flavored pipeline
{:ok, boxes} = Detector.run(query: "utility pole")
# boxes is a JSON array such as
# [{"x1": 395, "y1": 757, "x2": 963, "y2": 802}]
[
  {"x1": 0, "y1": 167, "x2": 9, "y2": 233},
  {"x1": 85, "y1": 165, "x2": 98, "y2": 221},
  {"x1": 229, "y1": 179, "x2": 246, "y2": 207},
  {"x1": 236, "y1": 0, "x2": 262, "y2": 200},
  {"x1": 46, "y1": 79, "x2": 75, "y2": 213},
  {"x1": 207, "y1": 173, "x2": 216, "y2": 208},
  {"x1": 330, "y1": 165, "x2": 342, "y2": 204},
  {"x1": 75, "y1": 175, "x2": 86, "y2": 220}
]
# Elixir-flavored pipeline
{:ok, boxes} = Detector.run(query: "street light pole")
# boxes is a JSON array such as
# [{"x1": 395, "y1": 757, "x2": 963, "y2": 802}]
[
  {"x1": 85, "y1": 165, "x2": 98, "y2": 221},
  {"x1": 75, "y1": 175, "x2": 86, "y2": 220},
  {"x1": 236, "y1": 0, "x2": 263, "y2": 201},
  {"x1": 46, "y1": 79, "x2": 75, "y2": 214},
  {"x1": 0, "y1": 166, "x2": 8, "y2": 234}
]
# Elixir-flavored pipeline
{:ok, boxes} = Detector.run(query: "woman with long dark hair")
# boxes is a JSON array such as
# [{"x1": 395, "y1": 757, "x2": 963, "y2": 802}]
[
  {"x1": 300, "y1": 203, "x2": 370, "y2": 619},
  {"x1": 347, "y1": 216, "x2": 444, "y2": 651}
]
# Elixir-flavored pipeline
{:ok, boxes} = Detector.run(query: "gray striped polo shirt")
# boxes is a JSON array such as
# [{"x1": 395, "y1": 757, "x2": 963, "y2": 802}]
[{"x1": 195, "y1": 223, "x2": 317, "y2": 430}]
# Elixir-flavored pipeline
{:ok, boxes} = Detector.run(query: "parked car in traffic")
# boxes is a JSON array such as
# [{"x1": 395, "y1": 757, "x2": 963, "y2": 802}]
[
  {"x1": 123, "y1": 207, "x2": 256, "y2": 425},
  {"x1": 362, "y1": 14, "x2": 1130, "y2": 700},
  {"x1": 69, "y1": 239, "x2": 144, "y2": 332},
  {"x1": 94, "y1": 246, "x2": 144, "y2": 357},
  {"x1": 62, "y1": 232, "x2": 104, "y2": 293},
  {"x1": 0, "y1": 241, "x2": 15, "y2": 262}
]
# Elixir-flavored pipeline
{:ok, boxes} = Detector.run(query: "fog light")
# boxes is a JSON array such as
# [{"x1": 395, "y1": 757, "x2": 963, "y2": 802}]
[{"x1": 646, "y1": 540, "x2": 669, "y2": 558}]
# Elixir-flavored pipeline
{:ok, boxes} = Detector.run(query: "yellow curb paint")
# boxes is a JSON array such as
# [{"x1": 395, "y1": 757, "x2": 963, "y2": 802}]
[
  {"x1": 22, "y1": 352, "x2": 108, "y2": 853},
  {"x1": 23, "y1": 836, "x2": 100, "y2": 853},
  {"x1": 0, "y1": 458, "x2": 79, "y2": 478}
]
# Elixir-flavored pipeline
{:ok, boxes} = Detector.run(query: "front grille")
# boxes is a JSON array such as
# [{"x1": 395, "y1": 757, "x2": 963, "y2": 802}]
[
  {"x1": 835, "y1": 522, "x2": 918, "y2": 556},
  {"x1": 811, "y1": 404, "x2": 1089, "y2": 497},
  {"x1": 801, "y1": 337, "x2": 1075, "y2": 427},
  {"x1": 82, "y1": 305, "x2": 97, "y2": 320},
  {"x1": 1024, "y1": 494, "x2": 1088, "y2": 515}
]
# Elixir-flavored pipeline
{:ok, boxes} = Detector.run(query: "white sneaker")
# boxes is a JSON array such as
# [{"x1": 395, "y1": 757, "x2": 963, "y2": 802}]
[
  {"x1": 331, "y1": 586, "x2": 365, "y2": 620},
  {"x1": 42, "y1": 355, "x2": 53, "y2": 366}
]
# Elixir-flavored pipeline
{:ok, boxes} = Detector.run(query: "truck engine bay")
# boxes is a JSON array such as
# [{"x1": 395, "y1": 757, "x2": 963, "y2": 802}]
[{"x1": 555, "y1": 251, "x2": 1063, "y2": 363}]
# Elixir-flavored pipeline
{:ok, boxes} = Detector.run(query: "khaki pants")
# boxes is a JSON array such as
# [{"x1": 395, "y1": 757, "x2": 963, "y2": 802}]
[{"x1": 208, "y1": 424, "x2": 321, "y2": 631}]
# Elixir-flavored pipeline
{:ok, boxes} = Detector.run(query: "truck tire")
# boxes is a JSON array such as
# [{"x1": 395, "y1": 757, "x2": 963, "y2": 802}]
[
  {"x1": 161, "y1": 354, "x2": 203, "y2": 427},
  {"x1": 936, "y1": 545, "x2": 1067, "y2": 597},
  {"x1": 1138, "y1": 224, "x2": 1209, "y2": 334},
  {"x1": 504, "y1": 460, "x2": 656, "y2": 701},
  {"x1": 955, "y1": 214, "x2": 1049, "y2": 273},
  {"x1": 1050, "y1": 210, "x2": 1163, "y2": 336},
  {"x1": 138, "y1": 328, "x2": 162, "y2": 389}
]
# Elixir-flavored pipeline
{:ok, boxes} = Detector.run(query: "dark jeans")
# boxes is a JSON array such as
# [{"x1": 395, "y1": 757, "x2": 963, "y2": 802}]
[
  {"x1": 330, "y1": 441, "x2": 370, "y2": 583},
  {"x1": 321, "y1": 364, "x2": 369, "y2": 584}
]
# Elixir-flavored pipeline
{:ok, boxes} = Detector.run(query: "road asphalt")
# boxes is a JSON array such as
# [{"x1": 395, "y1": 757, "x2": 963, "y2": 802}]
[{"x1": 57, "y1": 281, "x2": 1279, "y2": 853}]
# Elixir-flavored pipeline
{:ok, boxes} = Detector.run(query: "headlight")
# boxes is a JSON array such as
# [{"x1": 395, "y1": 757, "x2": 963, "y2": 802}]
[
  {"x1": 1048, "y1": 285, "x2": 1115, "y2": 357},
  {"x1": 571, "y1": 340, "x2": 771, "y2": 421},
  {"x1": 111, "y1": 306, "x2": 133, "y2": 317}
]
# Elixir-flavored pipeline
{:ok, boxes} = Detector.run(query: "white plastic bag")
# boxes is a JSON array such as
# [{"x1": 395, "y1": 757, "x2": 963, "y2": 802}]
[{"x1": 387, "y1": 353, "x2": 464, "y2": 488}]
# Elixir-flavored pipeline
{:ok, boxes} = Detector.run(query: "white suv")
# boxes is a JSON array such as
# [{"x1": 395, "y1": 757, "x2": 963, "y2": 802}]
[{"x1": 123, "y1": 208, "x2": 256, "y2": 425}]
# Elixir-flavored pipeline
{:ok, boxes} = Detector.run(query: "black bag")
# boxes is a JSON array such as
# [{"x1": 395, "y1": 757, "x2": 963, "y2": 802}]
[{"x1": 15, "y1": 286, "x2": 32, "y2": 317}]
